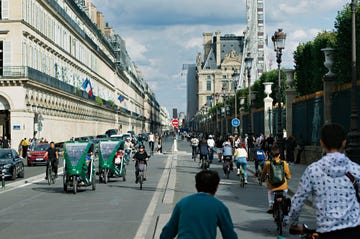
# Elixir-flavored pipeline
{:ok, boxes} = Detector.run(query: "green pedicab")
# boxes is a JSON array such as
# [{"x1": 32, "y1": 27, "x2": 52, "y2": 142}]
[
  {"x1": 98, "y1": 140, "x2": 127, "y2": 183},
  {"x1": 63, "y1": 141, "x2": 96, "y2": 194}
]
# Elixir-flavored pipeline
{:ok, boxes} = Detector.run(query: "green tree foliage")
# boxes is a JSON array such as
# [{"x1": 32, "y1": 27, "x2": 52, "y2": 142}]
[
  {"x1": 333, "y1": 3, "x2": 360, "y2": 84},
  {"x1": 293, "y1": 31, "x2": 336, "y2": 96}
]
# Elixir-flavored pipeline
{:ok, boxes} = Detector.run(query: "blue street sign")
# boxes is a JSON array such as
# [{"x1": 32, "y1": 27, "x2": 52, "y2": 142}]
[{"x1": 231, "y1": 118, "x2": 240, "y2": 127}]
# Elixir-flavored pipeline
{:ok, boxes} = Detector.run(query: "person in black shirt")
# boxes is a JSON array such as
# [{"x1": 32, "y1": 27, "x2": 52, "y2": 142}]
[
  {"x1": 44, "y1": 142, "x2": 59, "y2": 179},
  {"x1": 132, "y1": 145, "x2": 150, "y2": 183},
  {"x1": 2, "y1": 136, "x2": 10, "y2": 148}
]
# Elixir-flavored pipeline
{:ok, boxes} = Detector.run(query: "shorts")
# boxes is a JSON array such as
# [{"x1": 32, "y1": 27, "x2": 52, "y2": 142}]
[{"x1": 217, "y1": 148, "x2": 222, "y2": 154}]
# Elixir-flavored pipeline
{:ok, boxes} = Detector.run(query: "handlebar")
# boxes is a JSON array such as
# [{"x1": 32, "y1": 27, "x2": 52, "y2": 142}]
[{"x1": 289, "y1": 224, "x2": 318, "y2": 239}]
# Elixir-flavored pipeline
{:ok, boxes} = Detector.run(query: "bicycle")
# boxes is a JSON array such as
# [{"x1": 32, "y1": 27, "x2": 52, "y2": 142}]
[
  {"x1": 47, "y1": 159, "x2": 56, "y2": 185},
  {"x1": 200, "y1": 154, "x2": 209, "y2": 170},
  {"x1": 137, "y1": 162, "x2": 147, "y2": 190},
  {"x1": 223, "y1": 156, "x2": 232, "y2": 179},
  {"x1": 239, "y1": 168, "x2": 245, "y2": 187},
  {"x1": 272, "y1": 190, "x2": 289, "y2": 236}
]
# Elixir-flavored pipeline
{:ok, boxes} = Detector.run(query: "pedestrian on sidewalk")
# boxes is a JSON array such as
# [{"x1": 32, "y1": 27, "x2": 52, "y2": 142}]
[
  {"x1": 285, "y1": 135, "x2": 296, "y2": 164},
  {"x1": 289, "y1": 123, "x2": 360, "y2": 238},
  {"x1": 160, "y1": 170, "x2": 238, "y2": 239},
  {"x1": 295, "y1": 134, "x2": 304, "y2": 164}
]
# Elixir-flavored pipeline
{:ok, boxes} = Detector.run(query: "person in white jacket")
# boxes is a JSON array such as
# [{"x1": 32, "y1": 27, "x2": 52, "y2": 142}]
[{"x1": 289, "y1": 123, "x2": 360, "y2": 238}]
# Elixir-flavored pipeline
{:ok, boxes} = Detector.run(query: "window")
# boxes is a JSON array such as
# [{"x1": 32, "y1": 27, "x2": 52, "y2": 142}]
[
  {"x1": 206, "y1": 80, "x2": 211, "y2": 91},
  {"x1": 206, "y1": 96, "x2": 212, "y2": 107},
  {"x1": 223, "y1": 75, "x2": 227, "y2": 79},
  {"x1": 222, "y1": 80, "x2": 228, "y2": 90}
]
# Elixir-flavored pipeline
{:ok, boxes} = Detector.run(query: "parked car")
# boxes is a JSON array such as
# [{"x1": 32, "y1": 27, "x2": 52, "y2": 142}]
[
  {"x1": 110, "y1": 134, "x2": 124, "y2": 141},
  {"x1": 27, "y1": 143, "x2": 50, "y2": 166},
  {"x1": 0, "y1": 149, "x2": 25, "y2": 179}
]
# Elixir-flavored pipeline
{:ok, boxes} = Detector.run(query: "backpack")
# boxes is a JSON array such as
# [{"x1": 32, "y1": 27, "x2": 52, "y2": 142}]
[
  {"x1": 256, "y1": 150, "x2": 265, "y2": 161},
  {"x1": 269, "y1": 161, "x2": 285, "y2": 187}
]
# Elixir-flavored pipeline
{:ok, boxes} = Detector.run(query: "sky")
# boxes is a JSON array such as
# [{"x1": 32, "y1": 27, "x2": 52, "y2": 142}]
[{"x1": 92, "y1": 0, "x2": 346, "y2": 114}]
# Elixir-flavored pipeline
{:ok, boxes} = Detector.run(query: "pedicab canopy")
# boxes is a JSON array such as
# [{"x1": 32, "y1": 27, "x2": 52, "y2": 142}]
[
  {"x1": 64, "y1": 141, "x2": 94, "y2": 167},
  {"x1": 99, "y1": 141, "x2": 123, "y2": 163}
]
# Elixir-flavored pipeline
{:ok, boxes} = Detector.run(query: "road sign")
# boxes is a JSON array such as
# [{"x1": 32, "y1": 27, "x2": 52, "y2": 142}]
[
  {"x1": 231, "y1": 118, "x2": 240, "y2": 127},
  {"x1": 172, "y1": 119, "x2": 179, "y2": 127}
]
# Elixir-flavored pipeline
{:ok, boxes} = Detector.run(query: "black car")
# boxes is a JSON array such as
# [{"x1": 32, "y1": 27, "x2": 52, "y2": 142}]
[{"x1": 0, "y1": 149, "x2": 25, "y2": 180}]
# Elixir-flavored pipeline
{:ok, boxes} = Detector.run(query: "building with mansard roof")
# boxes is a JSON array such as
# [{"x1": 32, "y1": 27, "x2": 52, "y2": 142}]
[
  {"x1": 0, "y1": 0, "x2": 160, "y2": 148},
  {"x1": 195, "y1": 31, "x2": 245, "y2": 110}
]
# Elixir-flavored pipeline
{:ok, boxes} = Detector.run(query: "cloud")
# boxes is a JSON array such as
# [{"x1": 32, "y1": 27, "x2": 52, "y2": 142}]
[{"x1": 90, "y1": 0, "x2": 345, "y2": 113}]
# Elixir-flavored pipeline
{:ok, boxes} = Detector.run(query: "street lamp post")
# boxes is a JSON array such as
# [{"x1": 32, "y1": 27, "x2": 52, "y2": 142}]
[
  {"x1": 347, "y1": 0, "x2": 360, "y2": 164},
  {"x1": 272, "y1": 28, "x2": 286, "y2": 159},
  {"x1": 232, "y1": 71, "x2": 241, "y2": 134},
  {"x1": 212, "y1": 93, "x2": 220, "y2": 134},
  {"x1": 245, "y1": 53, "x2": 253, "y2": 134},
  {"x1": 239, "y1": 97, "x2": 246, "y2": 136}
]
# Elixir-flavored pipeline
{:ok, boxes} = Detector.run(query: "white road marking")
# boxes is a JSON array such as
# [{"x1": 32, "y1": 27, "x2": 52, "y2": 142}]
[
  {"x1": 134, "y1": 155, "x2": 173, "y2": 239},
  {"x1": 163, "y1": 157, "x2": 177, "y2": 204},
  {"x1": 0, "y1": 167, "x2": 64, "y2": 194}
]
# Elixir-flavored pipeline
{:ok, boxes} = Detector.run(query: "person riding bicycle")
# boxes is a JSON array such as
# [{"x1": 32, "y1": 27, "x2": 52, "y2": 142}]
[
  {"x1": 190, "y1": 136, "x2": 199, "y2": 160},
  {"x1": 132, "y1": 145, "x2": 150, "y2": 183},
  {"x1": 234, "y1": 143, "x2": 248, "y2": 183},
  {"x1": 261, "y1": 143, "x2": 291, "y2": 218},
  {"x1": 207, "y1": 135, "x2": 215, "y2": 163},
  {"x1": 123, "y1": 137, "x2": 134, "y2": 162},
  {"x1": 44, "y1": 142, "x2": 59, "y2": 179},
  {"x1": 255, "y1": 148, "x2": 266, "y2": 177},
  {"x1": 222, "y1": 139, "x2": 233, "y2": 174},
  {"x1": 198, "y1": 138, "x2": 210, "y2": 165},
  {"x1": 289, "y1": 124, "x2": 360, "y2": 238}
]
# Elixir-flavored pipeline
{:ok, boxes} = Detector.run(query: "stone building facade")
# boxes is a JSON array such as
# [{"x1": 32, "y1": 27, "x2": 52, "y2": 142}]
[
  {"x1": 196, "y1": 32, "x2": 245, "y2": 110},
  {"x1": 0, "y1": 0, "x2": 160, "y2": 148}
]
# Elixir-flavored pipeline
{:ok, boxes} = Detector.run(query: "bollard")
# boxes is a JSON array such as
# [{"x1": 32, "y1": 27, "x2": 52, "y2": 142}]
[{"x1": 173, "y1": 138, "x2": 178, "y2": 152}]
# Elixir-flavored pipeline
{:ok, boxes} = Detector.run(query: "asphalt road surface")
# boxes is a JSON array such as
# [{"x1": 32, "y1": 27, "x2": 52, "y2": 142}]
[{"x1": 0, "y1": 138, "x2": 316, "y2": 239}]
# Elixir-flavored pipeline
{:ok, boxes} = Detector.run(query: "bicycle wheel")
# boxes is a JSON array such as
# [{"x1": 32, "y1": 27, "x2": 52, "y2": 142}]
[
  {"x1": 276, "y1": 205, "x2": 283, "y2": 235},
  {"x1": 104, "y1": 169, "x2": 108, "y2": 184},
  {"x1": 47, "y1": 164, "x2": 52, "y2": 185},
  {"x1": 139, "y1": 174, "x2": 143, "y2": 190},
  {"x1": 241, "y1": 174, "x2": 245, "y2": 188}
]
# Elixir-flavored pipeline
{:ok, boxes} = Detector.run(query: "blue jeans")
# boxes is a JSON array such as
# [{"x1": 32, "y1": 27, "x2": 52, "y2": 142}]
[
  {"x1": 208, "y1": 147, "x2": 214, "y2": 162},
  {"x1": 236, "y1": 157, "x2": 247, "y2": 179}
]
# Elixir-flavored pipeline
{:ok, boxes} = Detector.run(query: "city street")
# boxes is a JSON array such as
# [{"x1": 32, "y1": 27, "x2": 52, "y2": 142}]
[{"x1": 0, "y1": 138, "x2": 316, "y2": 239}]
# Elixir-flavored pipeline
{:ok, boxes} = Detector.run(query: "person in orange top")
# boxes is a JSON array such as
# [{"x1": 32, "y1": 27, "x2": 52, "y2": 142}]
[{"x1": 261, "y1": 143, "x2": 291, "y2": 213}]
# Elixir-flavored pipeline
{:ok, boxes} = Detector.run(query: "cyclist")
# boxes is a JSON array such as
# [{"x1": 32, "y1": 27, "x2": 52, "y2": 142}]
[
  {"x1": 207, "y1": 135, "x2": 215, "y2": 163},
  {"x1": 261, "y1": 144, "x2": 291, "y2": 217},
  {"x1": 222, "y1": 139, "x2": 233, "y2": 175},
  {"x1": 234, "y1": 143, "x2": 248, "y2": 183},
  {"x1": 289, "y1": 124, "x2": 360, "y2": 238},
  {"x1": 132, "y1": 145, "x2": 150, "y2": 183},
  {"x1": 255, "y1": 148, "x2": 266, "y2": 177},
  {"x1": 44, "y1": 142, "x2": 59, "y2": 179},
  {"x1": 190, "y1": 135, "x2": 199, "y2": 160},
  {"x1": 160, "y1": 170, "x2": 238, "y2": 239},
  {"x1": 198, "y1": 138, "x2": 210, "y2": 165},
  {"x1": 215, "y1": 136, "x2": 224, "y2": 162},
  {"x1": 123, "y1": 137, "x2": 134, "y2": 162}
]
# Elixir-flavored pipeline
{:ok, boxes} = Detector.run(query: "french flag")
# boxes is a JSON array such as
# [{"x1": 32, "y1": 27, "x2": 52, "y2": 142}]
[{"x1": 81, "y1": 78, "x2": 93, "y2": 96}]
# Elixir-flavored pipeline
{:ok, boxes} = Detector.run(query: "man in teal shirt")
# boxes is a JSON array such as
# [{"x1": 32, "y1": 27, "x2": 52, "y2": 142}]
[{"x1": 160, "y1": 170, "x2": 238, "y2": 239}]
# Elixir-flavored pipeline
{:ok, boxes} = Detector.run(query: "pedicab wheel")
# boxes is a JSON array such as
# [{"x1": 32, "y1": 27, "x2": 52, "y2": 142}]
[
  {"x1": 92, "y1": 177, "x2": 96, "y2": 191},
  {"x1": 104, "y1": 169, "x2": 108, "y2": 184},
  {"x1": 63, "y1": 174, "x2": 67, "y2": 192},
  {"x1": 123, "y1": 174, "x2": 126, "y2": 182},
  {"x1": 73, "y1": 176, "x2": 77, "y2": 194}
]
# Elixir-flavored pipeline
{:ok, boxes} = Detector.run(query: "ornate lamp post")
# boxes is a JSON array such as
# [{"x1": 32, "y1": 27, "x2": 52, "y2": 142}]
[
  {"x1": 272, "y1": 29, "x2": 286, "y2": 159},
  {"x1": 347, "y1": 0, "x2": 360, "y2": 164},
  {"x1": 245, "y1": 53, "x2": 253, "y2": 134},
  {"x1": 239, "y1": 96, "x2": 246, "y2": 135},
  {"x1": 212, "y1": 93, "x2": 220, "y2": 134},
  {"x1": 232, "y1": 70, "x2": 241, "y2": 134}
]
